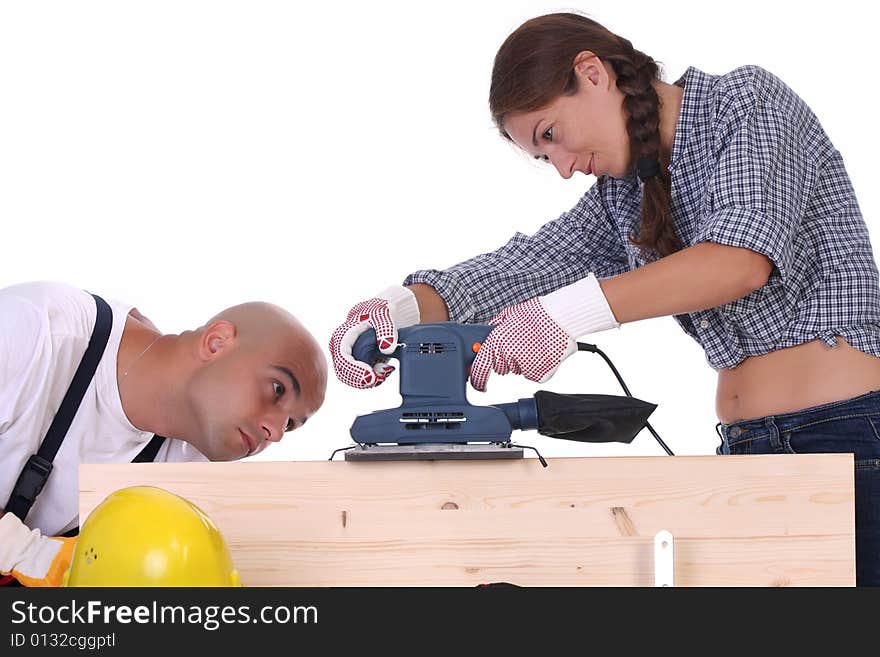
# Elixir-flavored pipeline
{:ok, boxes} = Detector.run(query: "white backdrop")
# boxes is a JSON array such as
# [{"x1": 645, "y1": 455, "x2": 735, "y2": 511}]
[{"x1": 2, "y1": 1, "x2": 877, "y2": 462}]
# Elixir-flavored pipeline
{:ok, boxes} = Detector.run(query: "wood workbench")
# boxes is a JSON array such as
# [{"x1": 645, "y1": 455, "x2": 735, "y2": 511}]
[{"x1": 79, "y1": 454, "x2": 855, "y2": 586}]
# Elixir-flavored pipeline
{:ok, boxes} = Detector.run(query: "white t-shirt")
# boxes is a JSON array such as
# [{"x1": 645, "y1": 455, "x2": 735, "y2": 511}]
[{"x1": 0, "y1": 281, "x2": 207, "y2": 536}]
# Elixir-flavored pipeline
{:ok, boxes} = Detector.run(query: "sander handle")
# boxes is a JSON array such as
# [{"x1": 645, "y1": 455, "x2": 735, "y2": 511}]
[
  {"x1": 352, "y1": 323, "x2": 493, "y2": 368},
  {"x1": 352, "y1": 329, "x2": 399, "y2": 365}
]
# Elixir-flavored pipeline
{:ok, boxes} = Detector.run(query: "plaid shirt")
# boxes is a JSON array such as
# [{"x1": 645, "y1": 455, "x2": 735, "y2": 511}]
[{"x1": 404, "y1": 66, "x2": 880, "y2": 370}]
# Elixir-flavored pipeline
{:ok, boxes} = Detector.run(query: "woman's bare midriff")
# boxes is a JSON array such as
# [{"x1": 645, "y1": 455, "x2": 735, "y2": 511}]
[{"x1": 716, "y1": 336, "x2": 880, "y2": 424}]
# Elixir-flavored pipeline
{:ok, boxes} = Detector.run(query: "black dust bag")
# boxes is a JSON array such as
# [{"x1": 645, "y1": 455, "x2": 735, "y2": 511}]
[{"x1": 534, "y1": 391, "x2": 657, "y2": 444}]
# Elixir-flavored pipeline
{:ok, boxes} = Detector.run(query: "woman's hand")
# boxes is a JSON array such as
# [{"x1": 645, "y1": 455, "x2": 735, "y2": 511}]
[
  {"x1": 470, "y1": 273, "x2": 619, "y2": 391},
  {"x1": 329, "y1": 286, "x2": 420, "y2": 388}
]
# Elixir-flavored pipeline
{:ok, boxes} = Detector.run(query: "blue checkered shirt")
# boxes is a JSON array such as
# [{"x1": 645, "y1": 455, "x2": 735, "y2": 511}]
[{"x1": 404, "y1": 66, "x2": 880, "y2": 370}]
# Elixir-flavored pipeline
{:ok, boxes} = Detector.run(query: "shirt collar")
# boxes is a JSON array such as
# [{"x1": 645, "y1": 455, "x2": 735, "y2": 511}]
[{"x1": 669, "y1": 66, "x2": 715, "y2": 172}]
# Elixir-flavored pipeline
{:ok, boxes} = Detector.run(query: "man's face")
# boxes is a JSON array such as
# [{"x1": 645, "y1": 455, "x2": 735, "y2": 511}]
[{"x1": 188, "y1": 336, "x2": 325, "y2": 461}]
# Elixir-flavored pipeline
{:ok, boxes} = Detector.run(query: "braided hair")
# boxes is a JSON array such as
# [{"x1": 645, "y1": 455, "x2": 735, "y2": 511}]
[{"x1": 489, "y1": 12, "x2": 681, "y2": 260}]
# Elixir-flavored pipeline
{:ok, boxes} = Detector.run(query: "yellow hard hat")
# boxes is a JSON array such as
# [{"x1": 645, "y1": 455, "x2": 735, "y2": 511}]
[{"x1": 64, "y1": 486, "x2": 241, "y2": 587}]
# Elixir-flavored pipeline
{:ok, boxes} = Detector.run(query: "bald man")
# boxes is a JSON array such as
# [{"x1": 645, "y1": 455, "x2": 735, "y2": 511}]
[{"x1": 0, "y1": 281, "x2": 327, "y2": 586}]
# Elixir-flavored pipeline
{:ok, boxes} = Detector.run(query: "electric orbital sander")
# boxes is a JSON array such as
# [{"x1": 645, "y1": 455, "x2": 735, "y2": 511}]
[{"x1": 336, "y1": 322, "x2": 659, "y2": 464}]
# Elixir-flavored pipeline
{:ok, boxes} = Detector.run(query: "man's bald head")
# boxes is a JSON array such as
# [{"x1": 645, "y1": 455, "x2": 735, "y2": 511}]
[
  {"x1": 207, "y1": 302, "x2": 322, "y2": 356},
  {"x1": 203, "y1": 301, "x2": 327, "y2": 407},
  {"x1": 183, "y1": 301, "x2": 327, "y2": 460}
]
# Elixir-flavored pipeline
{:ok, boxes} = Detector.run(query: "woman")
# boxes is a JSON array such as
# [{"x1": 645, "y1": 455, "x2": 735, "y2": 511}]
[{"x1": 329, "y1": 12, "x2": 880, "y2": 585}]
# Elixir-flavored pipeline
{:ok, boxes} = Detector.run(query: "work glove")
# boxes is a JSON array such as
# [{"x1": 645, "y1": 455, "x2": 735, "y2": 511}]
[
  {"x1": 470, "y1": 273, "x2": 619, "y2": 391},
  {"x1": 329, "y1": 285, "x2": 420, "y2": 388},
  {"x1": 0, "y1": 513, "x2": 76, "y2": 587}
]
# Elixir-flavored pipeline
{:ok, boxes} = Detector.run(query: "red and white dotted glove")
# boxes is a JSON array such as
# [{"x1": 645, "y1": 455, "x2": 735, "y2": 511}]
[
  {"x1": 470, "y1": 273, "x2": 619, "y2": 391},
  {"x1": 0, "y1": 513, "x2": 76, "y2": 587},
  {"x1": 329, "y1": 285, "x2": 421, "y2": 388}
]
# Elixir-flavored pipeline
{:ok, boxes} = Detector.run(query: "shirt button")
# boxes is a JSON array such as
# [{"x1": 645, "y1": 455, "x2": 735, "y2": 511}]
[{"x1": 699, "y1": 320, "x2": 710, "y2": 329}]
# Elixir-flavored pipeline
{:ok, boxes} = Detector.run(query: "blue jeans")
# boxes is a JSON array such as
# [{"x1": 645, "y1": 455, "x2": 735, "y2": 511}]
[{"x1": 716, "y1": 389, "x2": 880, "y2": 586}]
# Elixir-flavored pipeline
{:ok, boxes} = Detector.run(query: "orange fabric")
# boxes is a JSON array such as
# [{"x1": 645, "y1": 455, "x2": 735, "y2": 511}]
[{"x1": 10, "y1": 536, "x2": 76, "y2": 587}]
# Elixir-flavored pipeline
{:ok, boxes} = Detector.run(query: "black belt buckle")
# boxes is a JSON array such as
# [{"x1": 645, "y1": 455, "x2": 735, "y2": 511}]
[{"x1": 11, "y1": 454, "x2": 54, "y2": 505}]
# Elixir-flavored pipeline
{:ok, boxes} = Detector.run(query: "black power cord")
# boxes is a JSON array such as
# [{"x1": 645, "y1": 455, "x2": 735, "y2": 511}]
[
  {"x1": 328, "y1": 445, "x2": 356, "y2": 461},
  {"x1": 577, "y1": 342, "x2": 674, "y2": 456}
]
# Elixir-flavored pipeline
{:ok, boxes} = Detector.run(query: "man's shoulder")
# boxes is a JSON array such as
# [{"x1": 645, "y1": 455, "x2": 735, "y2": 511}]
[
  {"x1": 0, "y1": 282, "x2": 105, "y2": 395},
  {"x1": 0, "y1": 281, "x2": 95, "y2": 329}
]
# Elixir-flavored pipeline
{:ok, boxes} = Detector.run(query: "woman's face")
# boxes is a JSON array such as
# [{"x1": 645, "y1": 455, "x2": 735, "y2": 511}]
[{"x1": 503, "y1": 52, "x2": 631, "y2": 179}]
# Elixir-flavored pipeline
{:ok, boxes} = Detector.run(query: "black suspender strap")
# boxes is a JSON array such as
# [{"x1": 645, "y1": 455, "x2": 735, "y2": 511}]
[
  {"x1": 132, "y1": 435, "x2": 167, "y2": 462},
  {"x1": 4, "y1": 293, "x2": 113, "y2": 522}
]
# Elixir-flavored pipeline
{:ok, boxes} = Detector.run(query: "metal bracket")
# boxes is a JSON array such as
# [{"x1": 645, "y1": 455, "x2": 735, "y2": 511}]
[
  {"x1": 343, "y1": 443, "x2": 524, "y2": 462},
  {"x1": 653, "y1": 530, "x2": 674, "y2": 587}
]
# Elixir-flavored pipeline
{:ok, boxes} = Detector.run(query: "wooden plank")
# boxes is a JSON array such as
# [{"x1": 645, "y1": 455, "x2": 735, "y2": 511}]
[{"x1": 79, "y1": 454, "x2": 855, "y2": 586}]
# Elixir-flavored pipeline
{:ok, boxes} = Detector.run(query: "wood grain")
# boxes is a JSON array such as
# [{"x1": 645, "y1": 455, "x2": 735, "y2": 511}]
[{"x1": 79, "y1": 454, "x2": 855, "y2": 586}]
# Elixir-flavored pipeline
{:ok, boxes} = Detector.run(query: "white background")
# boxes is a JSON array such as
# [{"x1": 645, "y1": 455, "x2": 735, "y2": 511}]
[{"x1": 1, "y1": 1, "x2": 877, "y2": 462}]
